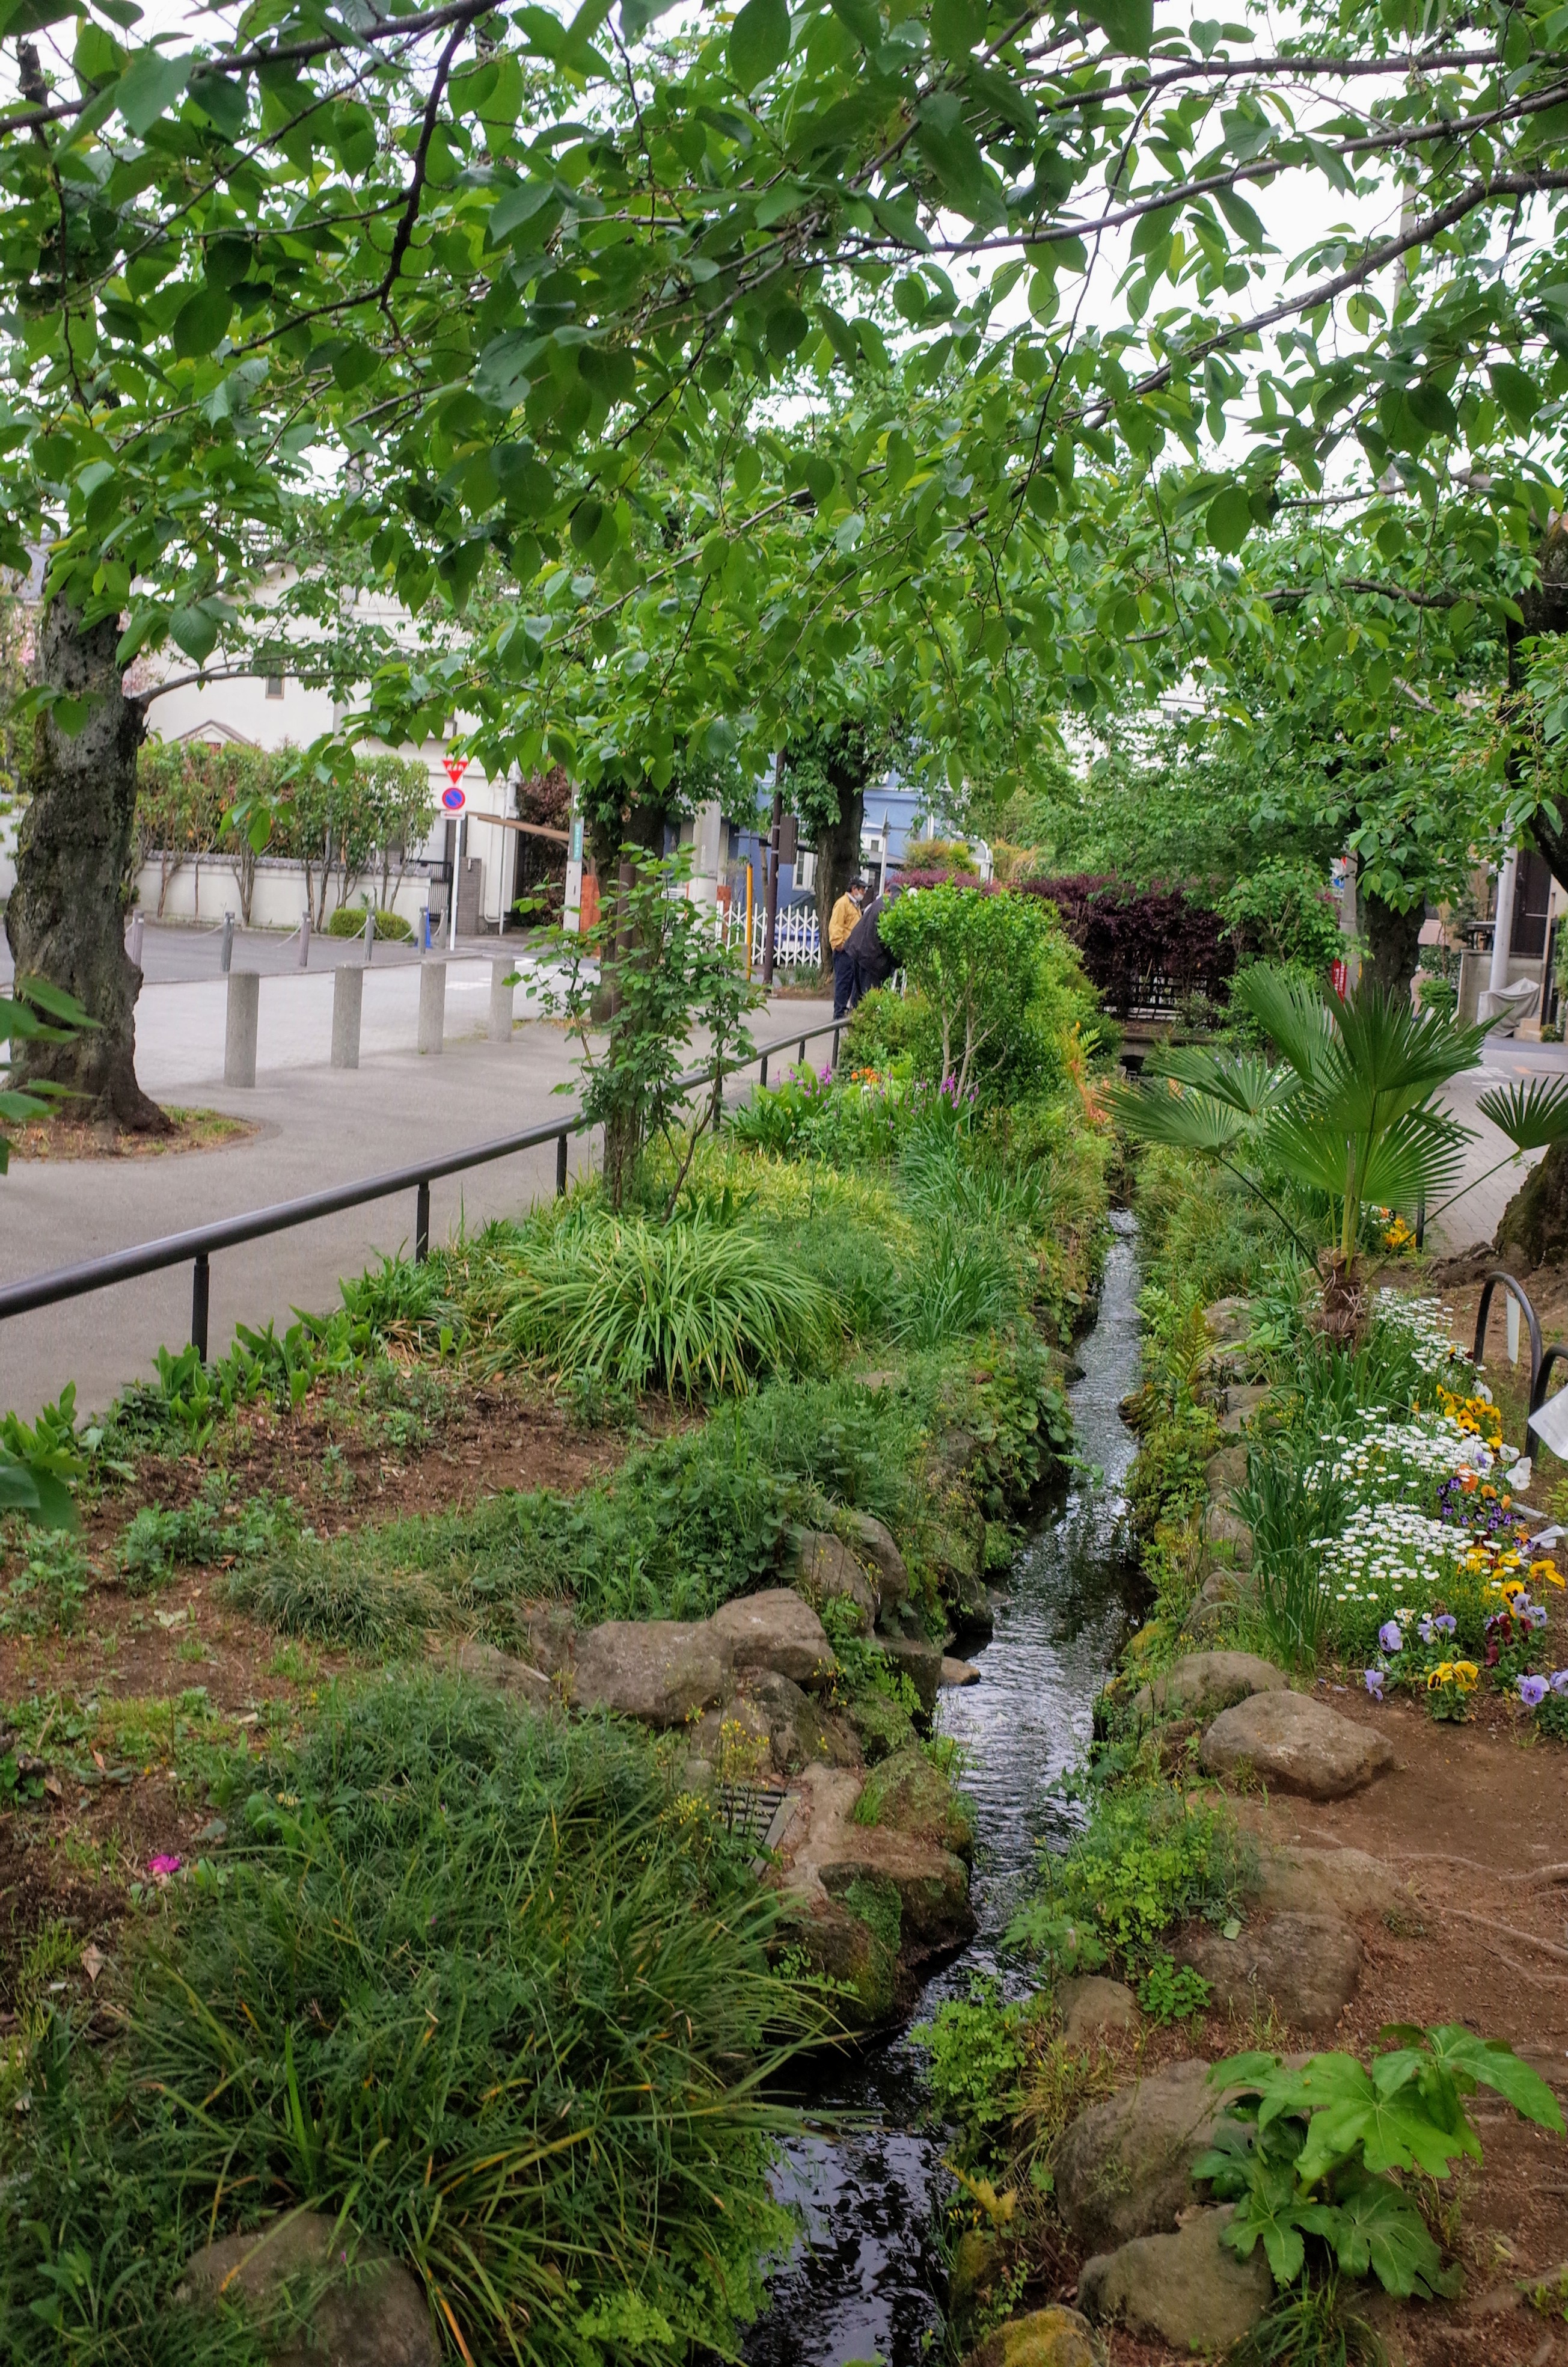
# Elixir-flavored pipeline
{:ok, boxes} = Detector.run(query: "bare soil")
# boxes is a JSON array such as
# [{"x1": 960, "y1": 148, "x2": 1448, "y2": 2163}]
[{"x1": 1, "y1": 1371, "x2": 658, "y2": 2016}]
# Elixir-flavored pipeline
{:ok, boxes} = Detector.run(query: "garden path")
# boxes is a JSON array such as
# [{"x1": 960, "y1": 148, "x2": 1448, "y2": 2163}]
[{"x1": 1431, "y1": 1037, "x2": 1568, "y2": 1255}]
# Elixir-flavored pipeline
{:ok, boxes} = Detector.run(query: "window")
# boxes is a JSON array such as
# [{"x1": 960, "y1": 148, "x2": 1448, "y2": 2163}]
[{"x1": 264, "y1": 674, "x2": 284, "y2": 701}]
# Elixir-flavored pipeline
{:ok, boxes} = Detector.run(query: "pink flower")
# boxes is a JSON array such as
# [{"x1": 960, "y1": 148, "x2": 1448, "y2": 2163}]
[{"x1": 147, "y1": 1853, "x2": 183, "y2": 1881}]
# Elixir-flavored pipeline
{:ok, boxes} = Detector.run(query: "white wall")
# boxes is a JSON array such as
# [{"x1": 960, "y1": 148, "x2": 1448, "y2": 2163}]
[
  {"x1": 0, "y1": 807, "x2": 16, "y2": 905},
  {"x1": 135, "y1": 856, "x2": 433, "y2": 933}
]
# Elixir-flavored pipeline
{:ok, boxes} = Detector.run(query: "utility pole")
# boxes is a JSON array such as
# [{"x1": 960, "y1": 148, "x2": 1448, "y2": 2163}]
[{"x1": 761, "y1": 752, "x2": 783, "y2": 989}]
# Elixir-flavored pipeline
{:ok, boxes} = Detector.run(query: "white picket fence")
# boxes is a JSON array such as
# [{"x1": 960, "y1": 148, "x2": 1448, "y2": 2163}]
[{"x1": 718, "y1": 901, "x2": 821, "y2": 969}]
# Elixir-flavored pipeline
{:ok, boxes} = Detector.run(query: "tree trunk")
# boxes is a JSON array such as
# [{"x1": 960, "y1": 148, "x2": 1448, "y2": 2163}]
[
  {"x1": 1361, "y1": 889, "x2": 1423, "y2": 1001},
  {"x1": 6, "y1": 601, "x2": 168, "y2": 1131},
  {"x1": 813, "y1": 785, "x2": 864, "y2": 986},
  {"x1": 1497, "y1": 1138, "x2": 1568, "y2": 1269}
]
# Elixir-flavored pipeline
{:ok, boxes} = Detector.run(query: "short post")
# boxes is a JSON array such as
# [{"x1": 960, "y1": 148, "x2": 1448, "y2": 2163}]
[
  {"x1": 191, "y1": 1251, "x2": 210, "y2": 1362},
  {"x1": 219, "y1": 912, "x2": 235, "y2": 974},
  {"x1": 417, "y1": 959, "x2": 446, "y2": 1054},
  {"x1": 420, "y1": 906, "x2": 432, "y2": 951},
  {"x1": 127, "y1": 913, "x2": 144, "y2": 971},
  {"x1": 224, "y1": 970, "x2": 259, "y2": 1088},
  {"x1": 759, "y1": 1049, "x2": 769, "y2": 1089},
  {"x1": 556, "y1": 1131, "x2": 568, "y2": 1196},
  {"x1": 832, "y1": 1024, "x2": 841, "y2": 1069},
  {"x1": 363, "y1": 906, "x2": 375, "y2": 964},
  {"x1": 415, "y1": 1179, "x2": 430, "y2": 1262},
  {"x1": 488, "y1": 959, "x2": 515, "y2": 1043},
  {"x1": 331, "y1": 963, "x2": 364, "y2": 1070},
  {"x1": 298, "y1": 909, "x2": 311, "y2": 968},
  {"x1": 798, "y1": 1036, "x2": 806, "y2": 1066}
]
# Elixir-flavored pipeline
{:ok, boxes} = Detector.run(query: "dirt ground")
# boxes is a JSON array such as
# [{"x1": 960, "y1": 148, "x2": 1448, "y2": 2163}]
[{"x1": 0, "y1": 1372, "x2": 651, "y2": 2028}]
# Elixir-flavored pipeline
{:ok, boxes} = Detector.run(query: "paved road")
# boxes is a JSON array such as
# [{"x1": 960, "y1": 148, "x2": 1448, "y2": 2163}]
[
  {"x1": 0, "y1": 965, "x2": 836, "y2": 1419},
  {"x1": 1430, "y1": 1037, "x2": 1568, "y2": 1256},
  {"x1": 0, "y1": 916, "x2": 508, "y2": 987}
]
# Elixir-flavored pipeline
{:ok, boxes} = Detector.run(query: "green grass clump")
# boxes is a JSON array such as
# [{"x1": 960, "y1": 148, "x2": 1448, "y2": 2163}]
[
  {"x1": 1, "y1": 1677, "x2": 808, "y2": 2367},
  {"x1": 485, "y1": 1211, "x2": 833, "y2": 1396}
]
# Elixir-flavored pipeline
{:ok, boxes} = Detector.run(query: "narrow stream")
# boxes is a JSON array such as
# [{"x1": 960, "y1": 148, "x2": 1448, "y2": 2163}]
[{"x1": 745, "y1": 1212, "x2": 1146, "y2": 2367}]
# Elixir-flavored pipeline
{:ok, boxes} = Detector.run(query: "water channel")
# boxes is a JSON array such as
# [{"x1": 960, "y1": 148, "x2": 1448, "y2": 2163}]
[{"x1": 744, "y1": 1211, "x2": 1146, "y2": 2367}]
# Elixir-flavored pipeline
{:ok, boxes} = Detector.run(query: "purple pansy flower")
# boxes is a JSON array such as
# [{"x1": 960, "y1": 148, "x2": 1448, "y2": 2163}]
[
  {"x1": 1552, "y1": 1671, "x2": 1568, "y2": 1695},
  {"x1": 1364, "y1": 1668, "x2": 1385, "y2": 1699},
  {"x1": 1379, "y1": 1620, "x2": 1403, "y2": 1653},
  {"x1": 1519, "y1": 1675, "x2": 1550, "y2": 1709}
]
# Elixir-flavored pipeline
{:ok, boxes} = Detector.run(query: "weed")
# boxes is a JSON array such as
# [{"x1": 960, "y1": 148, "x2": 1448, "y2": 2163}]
[
  {"x1": 1230, "y1": 2274, "x2": 1387, "y2": 2366},
  {"x1": 118, "y1": 1481, "x2": 292, "y2": 1591},
  {"x1": 912, "y1": 1978, "x2": 1032, "y2": 2164},
  {"x1": 1137, "y1": 1951, "x2": 1212, "y2": 2024},
  {"x1": 0, "y1": 1526, "x2": 91, "y2": 1634},
  {"x1": 1006, "y1": 1783, "x2": 1254, "y2": 1976}
]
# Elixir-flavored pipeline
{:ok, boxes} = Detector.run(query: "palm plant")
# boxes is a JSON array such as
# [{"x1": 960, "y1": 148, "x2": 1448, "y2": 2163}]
[{"x1": 1116, "y1": 969, "x2": 1490, "y2": 1339}]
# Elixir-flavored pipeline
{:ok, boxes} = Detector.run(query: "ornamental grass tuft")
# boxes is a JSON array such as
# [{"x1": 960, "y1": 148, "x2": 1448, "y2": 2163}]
[{"x1": 0, "y1": 1677, "x2": 812, "y2": 2366}]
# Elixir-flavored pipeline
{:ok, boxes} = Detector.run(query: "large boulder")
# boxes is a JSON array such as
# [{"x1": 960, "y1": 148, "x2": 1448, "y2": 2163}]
[
  {"x1": 429, "y1": 1636, "x2": 554, "y2": 1708},
  {"x1": 1200, "y1": 1690, "x2": 1395, "y2": 1801},
  {"x1": 944, "y1": 1562, "x2": 995, "y2": 1642},
  {"x1": 709, "y1": 1589, "x2": 836, "y2": 1687},
  {"x1": 571, "y1": 1619, "x2": 732, "y2": 1727},
  {"x1": 1077, "y1": 2208, "x2": 1270, "y2": 2351},
  {"x1": 1205, "y1": 1297, "x2": 1254, "y2": 1345},
  {"x1": 1254, "y1": 1843, "x2": 1395, "y2": 1919},
  {"x1": 1131, "y1": 1650, "x2": 1285, "y2": 1725},
  {"x1": 1202, "y1": 1500, "x2": 1254, "y2": 1569},
  {"x1": 1056, "y1": 1974, "x2": 1138, "y2": 2047},
  {"x1": 1174, "y1": 1911, "x2": 1364, "y2": 2031},
  {"x1": 1205, "y1": 1443, "x2": 1249, "y2": 1496},
  {"x1": 838, "y1": 1508, "x2": 911, "y2": 1619},
  {"x1": 738, "y1": 1670, "x2": 860, "y2": 1776},
  {"x1": 1053, "y1": 2059, "x2": 1229, "y2": 2254},
  {"x1": 853, "y1": 1743, "x2": 975, "y2": 1861},
  {"x1": 963, "y1": 2304, "x2": 1099, "y2": 2367},
  {"x1": 844, "y1": 1688, "x2": 917, "y2": 1766},
  {"x1": 179, "y1": 2212, "x2": 437, "y2": 2366},
  {"x1": 872, "y1": 1632, "x2": 944, "y2": 1716},
  {"x1": 788, "y1": 1529, "x2": 877, "y2": 1633}
]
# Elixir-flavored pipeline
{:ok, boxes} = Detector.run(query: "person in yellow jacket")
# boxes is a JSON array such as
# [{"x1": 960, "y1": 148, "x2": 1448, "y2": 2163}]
[{"x1": 828, "y1": 877, "x2": 868, "y2": 1018}]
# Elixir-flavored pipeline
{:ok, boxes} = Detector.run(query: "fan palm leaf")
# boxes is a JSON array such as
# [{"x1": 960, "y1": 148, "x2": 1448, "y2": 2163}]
[{"x1": 1477, "y1": 1076, "x2": 1568, "y2": 1151}]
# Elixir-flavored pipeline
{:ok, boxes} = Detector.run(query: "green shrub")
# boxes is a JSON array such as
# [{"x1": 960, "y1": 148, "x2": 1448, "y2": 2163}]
[
  {"x1": 118, "y1": 1482, "x2": 293, "y2": 1591},
  {"x1": 324, "y1": 904, "x2": 412, "y2": 940},
  {"x1": 0, "y1": 1526, "x2": 91, "y2": 1633},
  {"x1": 1006, "y1": 1784, "x2": 1253, "y2": 1975},
  {"x1": 912, "y1": 1977, "x2": 1031, "y2": 2164},
  {"x1": 485, "y1": 1212, "x2": 833, "y2": 1396},
  {"x1": 1198, "y1": 2029, "x2": 1563, "y2": 2297},
  {"x1": 0, "y1": 1678, "x2": 807, "y2": 2367}
]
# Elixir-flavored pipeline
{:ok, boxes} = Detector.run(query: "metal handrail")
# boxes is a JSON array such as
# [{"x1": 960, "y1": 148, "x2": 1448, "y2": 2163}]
[
  {"x1": 0, "y1": 1017, "x2": 842, "y2": 1360},
  {"x1": 1473, "y1": 1268, "x2": 1545, "y2": 1403}
]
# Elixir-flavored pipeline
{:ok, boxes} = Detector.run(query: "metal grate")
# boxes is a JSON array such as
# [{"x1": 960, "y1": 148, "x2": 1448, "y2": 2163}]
[{"x1": 715, "y1": 1782, "x2": 787, "y2": 1847}]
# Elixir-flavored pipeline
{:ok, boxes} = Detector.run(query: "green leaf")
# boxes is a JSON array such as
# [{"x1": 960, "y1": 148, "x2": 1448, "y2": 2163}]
[
  {"x1": 170, "y1": 604, "x2": 219, "y2": 663},
  {"x1": 1423, "y1": 2026, "x2": 1566, "y2": 2133},
  {"x1": 1490, "y1": 363, "x2": 1540, "y2": 430},
  {"x1": 1206, "y1": 483, "x2": 1253, "y2": 554},
  {"x1": 1083, "y1": 0, "x2": 1154, "y2": 53},
  {"x1": 188, "y1": 66, "x2": 247, "y2": 138},
  {"x1": 1477, "y1": 1076, "x2": 1568, "y2": 1151},
  {"x1": 730, "y1": 0, "x2": 791, "y2": 89},
  {"x1": 931, "y1": 0, "x2": 987, "y2": 60},
  {"x1": 171, "y1": 283, "x2": 234, "y2": 361},
  {"x1": 115, "y1": 46, "x2": 191, "y2": 135}
]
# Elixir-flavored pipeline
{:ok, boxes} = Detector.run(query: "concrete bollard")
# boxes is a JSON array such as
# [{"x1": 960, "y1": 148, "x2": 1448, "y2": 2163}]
[
  {"x1": 224, "y1": 971, "x2": 259, "y2": 1088},
  {"x1": 331, "y1": 962, "x2": 364, "y2": 1070},
  {"x1": 219, "y1": 912, "x2": 235, "y2": 974},
  {"x1": 127, "y1": 913, "x2": 144, "y2": 971},
  {"x1": 488, "y1": 959, "x2": 515, "y2": 1043},
  {"x1": 298, "y1": 909, "x2": 311, "y2": 968},
  {"x1": 417, "y1": 960, "x2": 446, "y2": 1055}
]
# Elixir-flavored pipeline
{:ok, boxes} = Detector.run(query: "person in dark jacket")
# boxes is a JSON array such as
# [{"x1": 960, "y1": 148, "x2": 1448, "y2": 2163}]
[{"x1": 845, "y1": 888, "x2": 898, "y2": 1008}]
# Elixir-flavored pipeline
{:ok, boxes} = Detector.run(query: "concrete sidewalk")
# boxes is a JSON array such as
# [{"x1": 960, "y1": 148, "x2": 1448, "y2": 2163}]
[
  {"x1": 1430, "y1": 1037, "x2": 1568, "y2": 1256},
  {"x1": 0, "y1": 983, "x2": 836, "y2": 1419}
]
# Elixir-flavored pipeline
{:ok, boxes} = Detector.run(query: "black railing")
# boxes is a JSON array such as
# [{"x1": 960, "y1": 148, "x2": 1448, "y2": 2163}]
[{"x1": 0, "y1": 1019, "x2": 843, "y2": 1360}]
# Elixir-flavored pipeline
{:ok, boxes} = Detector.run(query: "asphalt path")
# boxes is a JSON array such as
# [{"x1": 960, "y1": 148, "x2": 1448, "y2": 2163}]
[{"x1": 0, "y1": 948, "x2": 836, "y2": 1417}]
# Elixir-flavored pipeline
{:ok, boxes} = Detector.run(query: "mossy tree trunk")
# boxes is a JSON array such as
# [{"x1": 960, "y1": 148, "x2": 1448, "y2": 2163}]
[
  {"x1": 1362, "y1": 888, "x2": 1424, "y2": 1001},
  {"x1": 1498, "y1": 1139, "x2": 1568, "y2": 1269},
  {"x1": 5, "y1": 600, "x2": 168, "y2": 1131}
]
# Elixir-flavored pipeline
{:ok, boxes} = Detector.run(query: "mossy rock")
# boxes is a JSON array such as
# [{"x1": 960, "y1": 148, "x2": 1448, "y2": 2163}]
[
  {"x1": 775, "y1": 1895, "x2": 899, "y2": 2027},
  {"x1": 852, "y1": 1743, "x2": 975, "y2": 1861},
  {"x1": 844, "y1": 1688, "x2": 917, "y2": 1766}
]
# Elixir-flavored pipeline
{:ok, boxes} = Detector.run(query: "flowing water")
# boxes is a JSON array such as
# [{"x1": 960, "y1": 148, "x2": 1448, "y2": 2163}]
[{"x1": 744, "y1": 1213, "x2": 1147, "y2": 2367}]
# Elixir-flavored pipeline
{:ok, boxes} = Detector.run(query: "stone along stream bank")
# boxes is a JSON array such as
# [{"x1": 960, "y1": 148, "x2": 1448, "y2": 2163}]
[{"x1": 746, "y1": 1214, "x2": 1146, "y2": 2367}]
